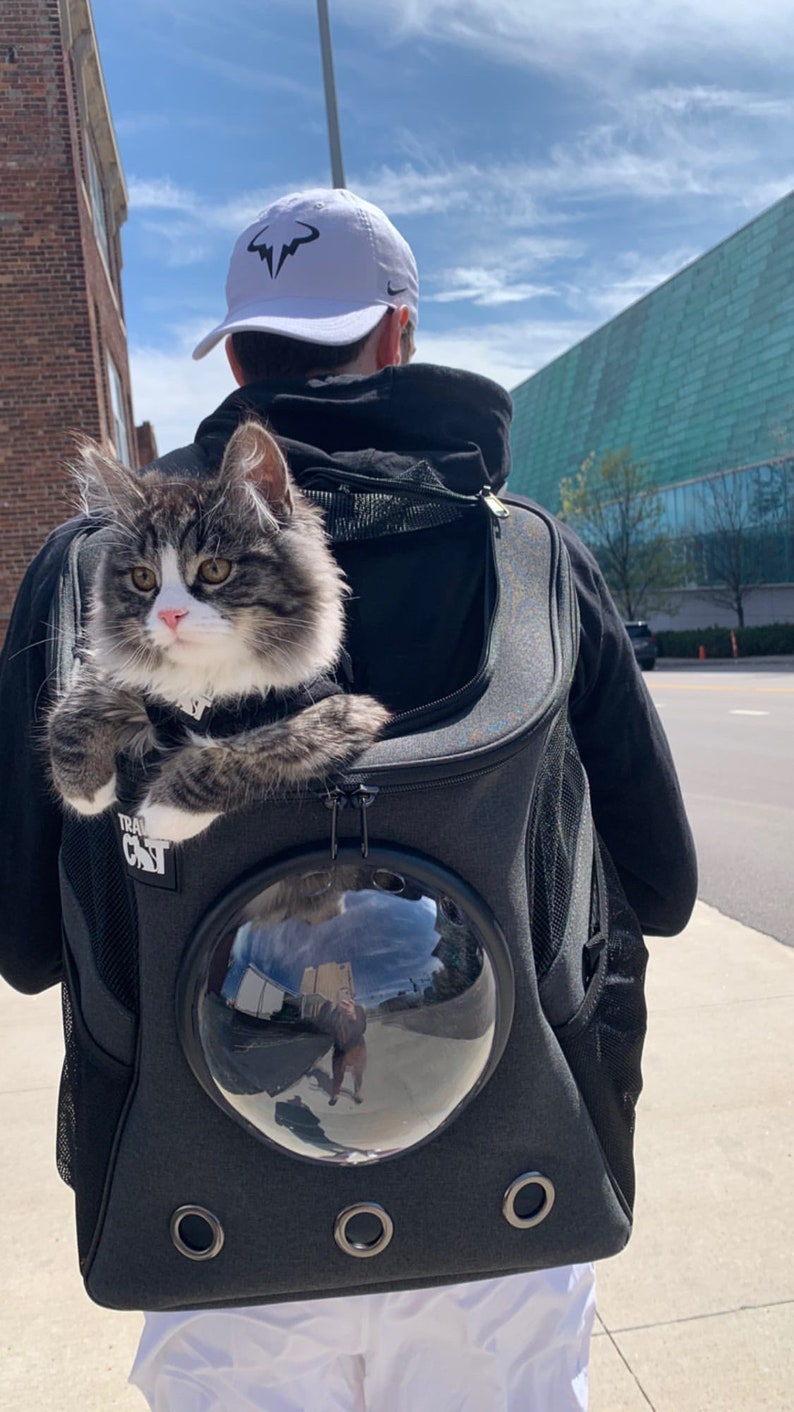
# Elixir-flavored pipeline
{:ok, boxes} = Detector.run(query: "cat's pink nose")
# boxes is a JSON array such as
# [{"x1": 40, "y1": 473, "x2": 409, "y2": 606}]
[{"x1": 158, "y1": 607, "x2": 189, "y2": 633}]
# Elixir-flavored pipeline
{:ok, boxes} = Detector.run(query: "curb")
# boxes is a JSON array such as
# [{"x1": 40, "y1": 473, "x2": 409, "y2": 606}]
[{"x1": 655, "y1": 656, "x2": 794, "y2": 669}]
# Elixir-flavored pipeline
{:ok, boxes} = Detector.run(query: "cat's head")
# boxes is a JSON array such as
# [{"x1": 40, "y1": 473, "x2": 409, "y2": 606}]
[{"x1": 76, "y1": 421, "x2": 345, "y2": 701}]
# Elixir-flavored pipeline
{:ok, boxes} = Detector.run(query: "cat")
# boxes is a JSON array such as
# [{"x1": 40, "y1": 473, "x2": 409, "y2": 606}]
[{"x1": 48, "y1": 420, "x2": 389, "y2": 843}]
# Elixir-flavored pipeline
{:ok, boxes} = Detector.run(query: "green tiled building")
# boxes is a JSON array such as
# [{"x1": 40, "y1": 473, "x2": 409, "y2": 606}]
[
  {"x1": 509, "y1": 192, "x2": 794, "y2": 509},
  {"x1": 508, "y1": 192, "x2": 794, "y2": 625}
]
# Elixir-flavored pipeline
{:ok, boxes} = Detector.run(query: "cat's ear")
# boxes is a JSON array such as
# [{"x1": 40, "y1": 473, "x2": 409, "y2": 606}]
[
  {"x1": 219, "y1": 421, "x2": 293, "y2": 522},
  {"x1": 72, "y1": 437, "x2": 145, "y2": 518}
]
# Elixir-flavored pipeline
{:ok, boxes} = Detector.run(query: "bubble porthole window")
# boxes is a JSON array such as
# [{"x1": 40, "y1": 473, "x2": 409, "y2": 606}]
[{"x1": 178, "y1": 848, "x2": 514, "y2": 1165}]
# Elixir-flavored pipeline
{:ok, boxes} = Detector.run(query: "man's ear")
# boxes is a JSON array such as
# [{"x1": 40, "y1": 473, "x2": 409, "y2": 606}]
[
  {"x1": 225, "y1": 336, "x2": 247, "y2": 387},
  {"x1": 375, "y1": 307, "x2": 408, "y2": 370}
]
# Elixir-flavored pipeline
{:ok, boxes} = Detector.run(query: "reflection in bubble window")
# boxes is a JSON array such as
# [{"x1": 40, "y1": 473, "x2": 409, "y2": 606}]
[{"x1": 181, "y1": 855, "x2": 512, "y2": 1166}]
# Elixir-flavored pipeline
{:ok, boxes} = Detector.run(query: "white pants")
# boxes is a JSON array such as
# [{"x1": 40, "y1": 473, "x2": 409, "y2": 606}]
[{"x1": 130, "y1": 1264, "x2": 595, "y2": 1412}]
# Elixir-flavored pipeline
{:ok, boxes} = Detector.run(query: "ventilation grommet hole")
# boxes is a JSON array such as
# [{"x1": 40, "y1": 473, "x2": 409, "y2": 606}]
[
  {"x1": 502, "y1": 1173, "x2": 555, "y2": 1230},
  {"x1": 334, "y1": 1203, "x2": 394, "y2": 1258},
  {"x1": 170, "y1": 1206, "x2": 224, "y2": 1260}
]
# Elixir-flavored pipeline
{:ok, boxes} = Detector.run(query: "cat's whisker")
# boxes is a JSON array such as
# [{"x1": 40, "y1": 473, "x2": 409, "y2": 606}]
[{"x1": 7, "y1": 630, "x2": 70, "y2": 663}]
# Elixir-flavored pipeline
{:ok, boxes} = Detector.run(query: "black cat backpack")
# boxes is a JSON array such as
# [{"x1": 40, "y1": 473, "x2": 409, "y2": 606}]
[{"x1": 48, "y1": 472, "x2": 648, "y2": 1311}]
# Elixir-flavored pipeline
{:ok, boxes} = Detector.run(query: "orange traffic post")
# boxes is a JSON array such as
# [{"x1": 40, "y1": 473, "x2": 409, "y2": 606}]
[
  {"x1": 698, "y1": 644, "x2": 707, "y2": 660},
  {"x1": 730, "y1": 630, "x2": 739, "y2": 659}
]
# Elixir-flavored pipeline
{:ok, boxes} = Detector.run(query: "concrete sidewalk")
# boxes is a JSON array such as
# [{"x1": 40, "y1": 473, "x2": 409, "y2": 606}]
[{"x1": 1, "y1": 901, "x2": 792, "y2": 1411}]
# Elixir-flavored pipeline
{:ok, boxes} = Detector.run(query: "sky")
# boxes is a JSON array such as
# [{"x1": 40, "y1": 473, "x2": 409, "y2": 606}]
[{"x1": 91, "y1": 0, "x2": 794, "y2": 455}]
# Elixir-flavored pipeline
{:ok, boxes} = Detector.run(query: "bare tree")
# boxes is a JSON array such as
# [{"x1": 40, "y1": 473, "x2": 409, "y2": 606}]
[
  {"x1": 692, "y1": 459, "x2": 794, "y2": 626},
  {"x1": 693, "y1": 474, "x2": 752, "y2": 627},
  {"x1": 559, "y1": 447, "x2": 682, "y2": 620}
]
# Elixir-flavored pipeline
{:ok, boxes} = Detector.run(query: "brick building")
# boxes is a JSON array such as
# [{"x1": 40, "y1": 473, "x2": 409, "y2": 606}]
[{"x1": 0, "y1": 0, "x2": 151, "y2": 632}]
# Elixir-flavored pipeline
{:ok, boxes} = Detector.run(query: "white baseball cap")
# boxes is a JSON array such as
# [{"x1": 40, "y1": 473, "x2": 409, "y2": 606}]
[{"x1": 192, "y1": 188, "x2": 419, "y2": 360}]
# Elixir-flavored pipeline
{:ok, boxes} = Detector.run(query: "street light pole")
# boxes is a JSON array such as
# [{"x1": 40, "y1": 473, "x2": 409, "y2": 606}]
[{"x1": 316, "y1": 0, "x2": 346, "y2": 188}]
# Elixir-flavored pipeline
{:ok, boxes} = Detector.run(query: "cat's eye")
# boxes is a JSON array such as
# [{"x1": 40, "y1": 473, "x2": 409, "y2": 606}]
[
  {"x1": 131, "y1": 566, "x2": 157, "y2": 592},
  {"x1": 197, "y1": 558, "x2": 232, "y2": 585}
]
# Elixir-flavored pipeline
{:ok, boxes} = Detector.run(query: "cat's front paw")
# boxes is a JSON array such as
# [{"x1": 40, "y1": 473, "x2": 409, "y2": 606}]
[
  {"x1": 65, "y1": 773, "x2": 118, "y2": 816},
  {"x1": 139, "y1": 795, "x2": 221, "y2": 843},
  {"x1": 338, "y1": 696, "x2": 391, "y2": 751}
]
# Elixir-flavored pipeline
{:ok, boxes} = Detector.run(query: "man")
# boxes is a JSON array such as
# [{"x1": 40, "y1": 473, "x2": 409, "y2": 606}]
[{"x1": 0, "y1": 188, "x2": 696, "y2": 1410}]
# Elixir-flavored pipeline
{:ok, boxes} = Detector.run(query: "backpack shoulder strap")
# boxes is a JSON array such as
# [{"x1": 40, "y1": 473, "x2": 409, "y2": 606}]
[
  {"x1": 47, "y1": 522, "x2": 113, "y2": 697},
  {"x1": 139, "y1": 442, "x2": 210, "y2": 477},
  {"x1": 501, "y1": 493, "x2": 581, "y2": 659}
]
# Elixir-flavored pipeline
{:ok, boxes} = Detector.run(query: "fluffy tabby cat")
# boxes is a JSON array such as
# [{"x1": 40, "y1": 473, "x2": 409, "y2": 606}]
[{"x1": 48, "y1": 421, "x2": 389, "y2": 843}]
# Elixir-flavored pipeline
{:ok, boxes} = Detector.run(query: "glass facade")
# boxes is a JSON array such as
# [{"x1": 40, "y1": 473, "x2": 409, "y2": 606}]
[
  {"x1": 508, "y1": 191, "x2": 794, "y2": 595},
  {"x1": 660, "y1": 457, "x2": 794, "y2": 589}
]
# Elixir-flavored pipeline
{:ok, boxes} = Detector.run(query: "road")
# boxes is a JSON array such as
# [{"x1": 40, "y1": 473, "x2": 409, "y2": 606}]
[{"x1": 646, "y1": 663, "x2": 794, "y2": 946}]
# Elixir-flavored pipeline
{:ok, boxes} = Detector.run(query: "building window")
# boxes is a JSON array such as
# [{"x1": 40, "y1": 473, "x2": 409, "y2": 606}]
[
  {"x1": 107, "y1": 354, "x2": 131, "y2": 464},
  {"x1": 85, "y1": 137, "x2": 110, "y2": 268}
]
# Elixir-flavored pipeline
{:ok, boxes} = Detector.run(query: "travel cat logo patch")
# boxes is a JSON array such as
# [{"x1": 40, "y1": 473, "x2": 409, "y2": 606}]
[
  {"x1": 117, "y1": 813, "x2": 178, "y2": 891},
  {"x1": 246, "y1": 221, "x2": 320, "y2": 277}
]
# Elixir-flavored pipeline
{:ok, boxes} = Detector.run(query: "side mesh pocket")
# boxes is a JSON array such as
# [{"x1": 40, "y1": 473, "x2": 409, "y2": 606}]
[
  {"x1": 553, "y1": 846, "x2": 648, "y2": 1214},
  {"x1": 60, "y1": 817, "x2": 139, "y2": 1012},
  {"x1": 529, "y1": 714, "x2": 603, "y2": 1027},
  {"x1": 527, "y1": 714, "x2": 586, "y2": 981},
  {"x1": 56, "y1": 944, "x2": 135, "y2": 1265}
]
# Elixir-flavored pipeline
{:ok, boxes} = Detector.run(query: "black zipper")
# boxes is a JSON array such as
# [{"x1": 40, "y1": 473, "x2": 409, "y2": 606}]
[
  {"x1": 319, "y1": 742, "x2": 536, "y2": 859},
  {"x1": 304, "y1": 465, "x2": 493, "y2": 509}
]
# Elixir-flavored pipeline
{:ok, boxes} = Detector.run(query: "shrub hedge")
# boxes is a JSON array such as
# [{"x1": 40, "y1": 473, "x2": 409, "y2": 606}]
[{"x1": 655, "y1": 623, "x2": 794, "y2": 658}]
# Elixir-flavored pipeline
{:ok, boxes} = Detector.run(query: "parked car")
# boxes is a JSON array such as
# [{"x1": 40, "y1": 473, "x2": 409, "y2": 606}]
[{"x1": 624, "y1": 621, "x2": 658, "y2": 671}]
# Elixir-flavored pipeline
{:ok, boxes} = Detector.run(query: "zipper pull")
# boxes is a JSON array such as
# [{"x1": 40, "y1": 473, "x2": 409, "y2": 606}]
[
  {"x1": 582, "y1": 933, "x2": 607, "y2": 988},
  {"x1": 321, "y1": 786, "x2": 348, "y2": 860},
  {"x1": 480, "y1": 487, "x2": 510, "y2": 519},
  {"x1": 350, "y1": 785, "x2": 379, "y2": 858}
]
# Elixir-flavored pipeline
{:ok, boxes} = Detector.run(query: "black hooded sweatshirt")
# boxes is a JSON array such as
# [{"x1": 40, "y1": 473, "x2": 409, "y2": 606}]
[{"x1": 0, "y1": 365, "x2": 696, "y2": 994}]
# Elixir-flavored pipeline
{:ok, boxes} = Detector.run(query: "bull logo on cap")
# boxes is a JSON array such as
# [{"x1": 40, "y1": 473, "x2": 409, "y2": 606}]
[{"x1": 247, "y1": 221, "x2": 320, "y2": 278}]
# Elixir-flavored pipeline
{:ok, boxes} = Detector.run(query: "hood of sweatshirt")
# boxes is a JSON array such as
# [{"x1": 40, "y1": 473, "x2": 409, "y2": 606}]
[{"x1": 187, "y1": 363, "x2": 513, "y2": 496}]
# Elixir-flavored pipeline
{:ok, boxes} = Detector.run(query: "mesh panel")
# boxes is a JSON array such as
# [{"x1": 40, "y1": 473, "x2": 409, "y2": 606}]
[
  {"x1": 56, "y1": 981, "x2": 78, "y2": 1188},
  {"x1": 527, "y1": 716, "x2": 648, "y2": 1210},
  {"x1": 60, "y1": 818, "x2": 139, "y2": 1012},
  {"x1": 555, "y1": 848, "x2": 648, "y2": 1211},
  {"x1": 304, "y1": 488, "x2": 470, "y2": 543},
  {"x1": 56, "y1": 959, "x2": 135, "y2": 1260},
  {"x1": 527, "y1": 714, "x2": 590, "y2": 977}
]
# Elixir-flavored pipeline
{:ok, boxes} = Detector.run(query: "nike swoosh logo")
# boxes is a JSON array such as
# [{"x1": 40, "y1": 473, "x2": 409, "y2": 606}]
[{"x1": 387, "y1": 281, "x2": 408, "y2": 296}]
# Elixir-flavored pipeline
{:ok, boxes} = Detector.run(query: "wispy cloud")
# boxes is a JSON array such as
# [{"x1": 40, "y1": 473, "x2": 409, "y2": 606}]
[
  {"x1": 516, "y1": 123, "x2": 792, "y2": 208},
  {"x1": 181, "y1": 47, "x2": 320, "y2": 102},
  {"x1": 130, "y1": 325, "x2": 236, "y2": 454},
  {"x1": 415, "y1": 316, "x2": 593, "y2": 394},
  {"x1": 129, "y1": 175, "x2": 351, "y2": 232},
  {"x1": 426, "y1": 269, "x2": 554, "y2": 307},
  {"x1": 136, "y1": 220, "x2": 214, "y2": 268},
  {"x1": 335, "y1": 0, "x2": 794, "y2": 78},
  {"x1": 114, "y1": 114, "x2": 171, "y2": 138},
  {"x1": 128, "y1": 109, "x2": 791, "y2": 262},
  {"x1": 116, "y1": 111, "x2": 254, "y2": 139},
  {"x1": 128, "y1": 177, "x2": 199, "y2": 213},
  {"x1": 576, "y1": 247, "x2": 700, "y2": 321},
  {"x1": 634, "y1": 86, "x2": 794, "y2": 122},
  {"x1": 354, "y1": 163, "x2": 489, "y2": 217}
]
